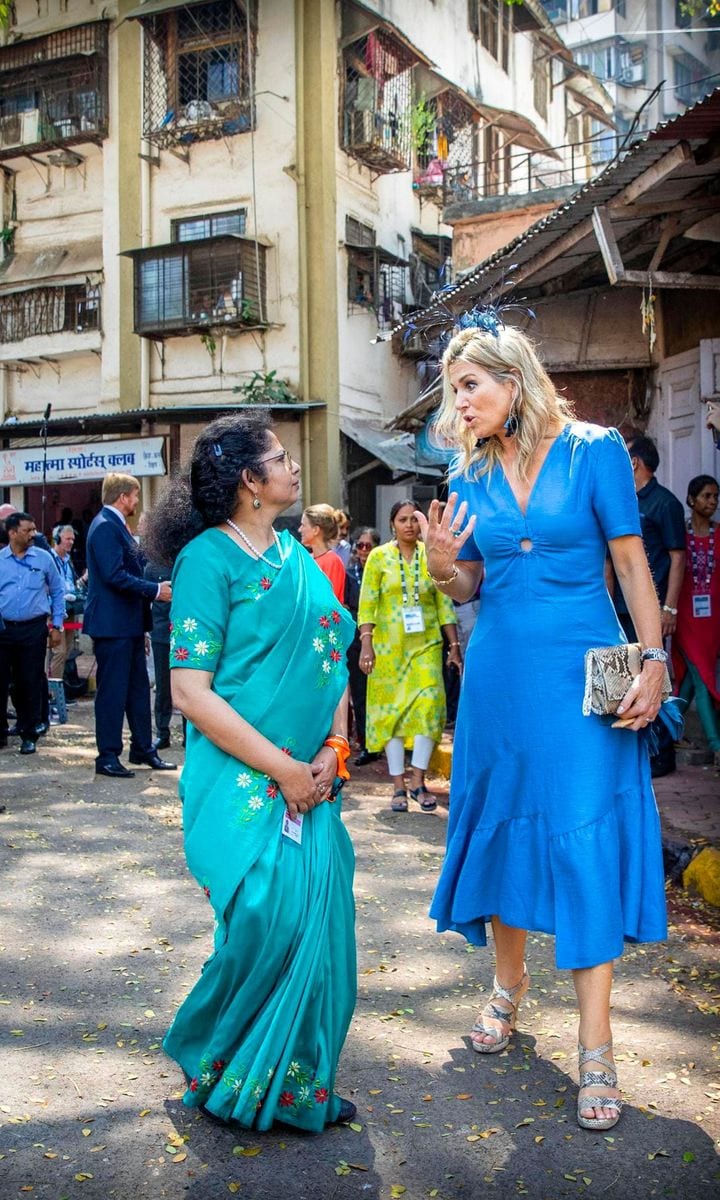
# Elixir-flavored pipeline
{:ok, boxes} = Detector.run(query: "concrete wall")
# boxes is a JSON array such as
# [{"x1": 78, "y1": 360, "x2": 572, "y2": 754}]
[{"x1": 450, "y1": 200, "x2": 563, "y2": 272}]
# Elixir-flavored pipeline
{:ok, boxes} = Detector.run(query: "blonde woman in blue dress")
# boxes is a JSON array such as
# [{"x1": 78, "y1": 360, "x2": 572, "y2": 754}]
[{"x1": 421, "y1": 320, "x2": 668, "y2": 1132}]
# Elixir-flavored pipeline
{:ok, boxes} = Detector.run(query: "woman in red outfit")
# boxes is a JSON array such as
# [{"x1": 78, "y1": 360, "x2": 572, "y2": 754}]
[
  {"x1": 672, "y1": 474, "x2": 720, "y2": 753},
  {"x1": 299, "y1": 504, "x2": 346, "y2": 605}
]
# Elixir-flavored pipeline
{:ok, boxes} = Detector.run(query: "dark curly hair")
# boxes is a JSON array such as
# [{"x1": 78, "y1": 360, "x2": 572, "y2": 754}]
[
  {"x1": 687, "y1": 473, "x2": 718, "y2": 502},
  {"x1": 145, "y1": 411, "x2": 273, "y2": 565}
]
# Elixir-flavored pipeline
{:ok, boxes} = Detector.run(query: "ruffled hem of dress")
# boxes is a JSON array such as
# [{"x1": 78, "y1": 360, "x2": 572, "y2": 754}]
[{"x1": 430, "y1": 784, "x2": 668, "y2": 970}]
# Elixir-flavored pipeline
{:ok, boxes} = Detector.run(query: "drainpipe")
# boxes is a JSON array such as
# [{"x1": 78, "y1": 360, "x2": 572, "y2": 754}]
[
  {"x1": 139, "y1": 147, "x2": 150, "y2": 414},
  {"x1": 0, "y1": 170, "x2": 9, "y2": 426},
  {"x1": 295, "y1": 0, "x2": 312, "y2": 503}
]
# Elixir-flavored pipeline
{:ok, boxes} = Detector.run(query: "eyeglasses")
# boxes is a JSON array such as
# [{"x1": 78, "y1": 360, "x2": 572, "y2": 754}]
[
  {"x1": 260, "y1": 447, "x2": 293, "y2": 470},
  {"x1": 356, "y1": 541, "x2": 373, "y2": 550}
]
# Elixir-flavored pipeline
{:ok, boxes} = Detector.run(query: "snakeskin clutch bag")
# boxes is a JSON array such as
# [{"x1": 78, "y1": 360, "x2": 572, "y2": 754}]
[{"x1": 582, "y1": 642, "x2": 671, "y2": 717}]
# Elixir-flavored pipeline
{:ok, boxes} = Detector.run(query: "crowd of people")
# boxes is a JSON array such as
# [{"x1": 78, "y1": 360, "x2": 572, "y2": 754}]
[{"x1": 0, "y1": 321, "x2": 718, "y2": 1142}]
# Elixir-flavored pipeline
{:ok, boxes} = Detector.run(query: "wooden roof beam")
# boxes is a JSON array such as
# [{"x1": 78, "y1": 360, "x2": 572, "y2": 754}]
[
  {"x1": 491, "y1": 141, "x2": 693, "y2": 294},
  {"x1": 592, "y1": 204, "x2": 720, "y2": 289}
]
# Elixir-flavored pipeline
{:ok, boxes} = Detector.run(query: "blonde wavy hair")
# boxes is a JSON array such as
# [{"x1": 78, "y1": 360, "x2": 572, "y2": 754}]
[
  {"x1": 432, "y1": 325, "x2": 574, "y2": 481},
  {"x1": 303, "y1": 503, "x2": 339, "y2": 542}
]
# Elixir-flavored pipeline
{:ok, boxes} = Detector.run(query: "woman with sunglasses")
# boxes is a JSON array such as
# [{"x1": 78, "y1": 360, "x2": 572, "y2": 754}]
[
  {"x1": 148, "y1": 412, "x2": 357, "y2": 1133},
  {"x1": 345, "y1": 528, "x2": 381, "y2": 766}
]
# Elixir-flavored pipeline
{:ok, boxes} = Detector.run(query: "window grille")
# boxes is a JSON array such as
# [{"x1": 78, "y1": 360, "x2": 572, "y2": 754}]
[
  {"x1": 0, "y1": 283, "x2": 101, "y2": 343},
  {"x1": 341, "y1": 29, "x2": 419, "y2": 174},
  {"x1": 346, "y1": 231, "x2": 408, "y2": 330},
  {"x1": 172, "y1": 208, "x2": 247, "y2": 241},
  {"x1": 126, "y1": 234, "x2": 267, "y2": 338},
  {"x1": 140, "y1": 0, "x2": 255, "y2": 150},
  {"x1": 409, "y1": 232, "x2": 452, "y2": 309},
  {"x1": 0, "y1": 22, "x2": 109, "y2": 160},
  {"x1": 412, "y1": 88, "x2": 479, "y2": 205}
]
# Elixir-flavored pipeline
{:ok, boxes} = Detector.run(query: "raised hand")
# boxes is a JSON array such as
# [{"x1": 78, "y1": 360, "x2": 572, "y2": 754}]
[{"x1": 415, "y1": 493, "x2": 476, "y2": 582}]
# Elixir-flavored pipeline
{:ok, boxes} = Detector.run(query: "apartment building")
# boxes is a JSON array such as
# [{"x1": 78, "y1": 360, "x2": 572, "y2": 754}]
[
  {"x1": 542, "y1": 0, "x2": 720, "y2": 136},
  {"x1": 0, "y1": 0, "x2": 589, "y2": 527}
]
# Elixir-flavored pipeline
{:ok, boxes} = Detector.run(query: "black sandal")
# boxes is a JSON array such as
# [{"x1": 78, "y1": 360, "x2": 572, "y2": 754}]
[
  {"x1": 409, "y1": 784, "x2": 437, "y2": 811},
  {"x1": 391, "y1": 788, "x2": 409, "y2": 812}
]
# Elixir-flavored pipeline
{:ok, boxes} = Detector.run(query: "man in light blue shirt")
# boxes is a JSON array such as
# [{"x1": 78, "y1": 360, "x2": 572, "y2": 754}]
[{"x1": 0, "y1": 512, "x2": 65, "y2": 755}]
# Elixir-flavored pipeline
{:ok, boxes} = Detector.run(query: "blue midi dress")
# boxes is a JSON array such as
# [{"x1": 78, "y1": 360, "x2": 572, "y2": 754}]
[{"x1": 430, "y1": 423, "x2": 668, "y2": 970}]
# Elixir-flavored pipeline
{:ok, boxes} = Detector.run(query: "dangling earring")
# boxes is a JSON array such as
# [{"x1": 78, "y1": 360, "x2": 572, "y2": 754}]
[
  {"x1": 252, "y1": 497, "x2": 262, "y2": 510},
  {"x1": 503, "y1": 387, "x2": 520, "y2": 438}
]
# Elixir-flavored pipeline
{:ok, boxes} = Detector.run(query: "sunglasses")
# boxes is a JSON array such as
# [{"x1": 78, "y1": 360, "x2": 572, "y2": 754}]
[{"x1": 356, "y1": 541, "x2": 373, "y2": 550}]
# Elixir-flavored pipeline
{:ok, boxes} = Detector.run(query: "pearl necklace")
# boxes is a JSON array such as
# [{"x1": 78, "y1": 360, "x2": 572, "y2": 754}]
[{"x1": 225, "y1": 518, "x2": 285, "y2": 570}]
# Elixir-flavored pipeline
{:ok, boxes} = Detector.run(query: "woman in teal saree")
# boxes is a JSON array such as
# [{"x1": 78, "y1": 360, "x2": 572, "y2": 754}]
[{"x1": 150, "y1": 413, "x2": 357, "y2": 1133}]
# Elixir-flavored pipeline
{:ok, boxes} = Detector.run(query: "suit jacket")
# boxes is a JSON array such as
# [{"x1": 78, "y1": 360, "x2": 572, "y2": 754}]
[{"x1": 83, "y1": 507, "x2": 156, "y2": 638}]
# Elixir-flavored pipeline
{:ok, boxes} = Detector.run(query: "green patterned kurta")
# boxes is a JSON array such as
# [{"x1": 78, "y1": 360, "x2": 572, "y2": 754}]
[{"x1": 357, "y1": 540, "x2": 457, "y2": 752}]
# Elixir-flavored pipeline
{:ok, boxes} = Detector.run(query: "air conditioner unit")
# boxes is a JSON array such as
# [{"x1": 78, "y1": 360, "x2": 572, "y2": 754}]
[
  {"x1": 617, "y1": 60, "x2": 645, "y2": 85},
  {"x1": 0, "y1": 109, "x2": 40, "y2": 150}
]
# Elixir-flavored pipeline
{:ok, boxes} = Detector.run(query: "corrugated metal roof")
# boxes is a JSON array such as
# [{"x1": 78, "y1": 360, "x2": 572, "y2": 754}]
[
  {"x1": 0, "y1": 402, "x2": 324, "y2": 438},
  {"x1": 393, "y1": 87, "x2": 720, "y2": 334},
  {"x1": 0, "y1": 241, "x2": 103, "y2": 295}
]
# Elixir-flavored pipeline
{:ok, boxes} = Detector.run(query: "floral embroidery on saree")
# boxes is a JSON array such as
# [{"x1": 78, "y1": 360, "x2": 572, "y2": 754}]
[
  {"x1": 314, "y1": 610, "x2": 346, "y2": 688},
  {"x1": 185, "y1": 1053, "x2": 329, "y2": 1115}
]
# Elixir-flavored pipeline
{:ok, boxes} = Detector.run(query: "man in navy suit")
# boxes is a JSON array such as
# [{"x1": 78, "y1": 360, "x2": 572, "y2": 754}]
[{"x1": 84, "y1": 472, "x2": 176, "y2": 779}]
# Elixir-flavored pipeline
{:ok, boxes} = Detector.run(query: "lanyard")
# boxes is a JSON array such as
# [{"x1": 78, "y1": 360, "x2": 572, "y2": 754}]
[
  {"x1": 10, "y1": 553, "x2": 42, "y2": 575},
  {"x1": 687, "y1": 522, "x2": 715, "y2": 590},
  {"x1": 398, "y1": 545, "x2": 420, "y2": 606}
]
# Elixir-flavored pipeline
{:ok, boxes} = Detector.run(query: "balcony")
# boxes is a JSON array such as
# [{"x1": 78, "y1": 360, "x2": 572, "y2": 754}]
[
  {"x1": 412, "y1": 74, "x2": 480, "y2": 207},
  {"x1": 442, "y1": 130, "x2": 620, "y2": 210},
  {"x1": 342, "y1": 27, "x2": 425, "y2": 174},
  {"x1": 123, "y1": 234, "x2": 268, "y2": 340},
  {"x1": 130, "y1": 0, "x2": 255, "y2": 152},
  {"x1": 0, "y1": 23, "x2": 108, "y2": 162},
  {"x1": 0, "y1": 283, "x2": 101, "y2": 344}
]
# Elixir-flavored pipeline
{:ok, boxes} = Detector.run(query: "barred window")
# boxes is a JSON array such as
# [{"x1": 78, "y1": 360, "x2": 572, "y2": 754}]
[
  {"x1": 141, "y1": 0, "x2": 255, "y2": 150},
  {"x1": 341, "y1": 29, "x2": 418, "y2": 174},
  {"x1": 172, "y1": 209, "x2": 247, "y2": 242},
  {"x1": 345, "y1": 221, "x2": 408, "y2": 330},
  {"x1": 125, "y1": 234, "x2": 267, "y2": 338},
  {"x1": 0, "y1": 22, "x2": 109, "y2": 160},
  {"x1": 0, "y1": 283, "x2": 101, "y2": 343}
]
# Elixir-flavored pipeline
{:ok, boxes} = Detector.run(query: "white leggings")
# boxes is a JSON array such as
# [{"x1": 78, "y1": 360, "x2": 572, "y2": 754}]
[{"x1": 385, "y1": 734, "x2": 435, "y2": 777}]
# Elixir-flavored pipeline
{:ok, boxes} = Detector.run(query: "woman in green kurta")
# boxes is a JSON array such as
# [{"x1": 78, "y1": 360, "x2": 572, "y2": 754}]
[
  {"x1": 149, "y1": 413, "x2": 357, "y2": 1133},
  {"x1": 358, "y1": 500, "x2": 461, "y2": 812}
]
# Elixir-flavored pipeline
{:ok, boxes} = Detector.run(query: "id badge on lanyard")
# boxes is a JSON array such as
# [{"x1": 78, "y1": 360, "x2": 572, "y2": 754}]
[
  {"x1": 399, "y1": 546, "x2": 424, "y2": 633},
  {"x1": 692, "y1": 594, "x2": 712, "y2": 618},
  {"x1": 281, "y1": 810, "x2": 304, "y2": 845},
  {"x1": 402, "y1": 605, "x2": 425, "y2": 634}
]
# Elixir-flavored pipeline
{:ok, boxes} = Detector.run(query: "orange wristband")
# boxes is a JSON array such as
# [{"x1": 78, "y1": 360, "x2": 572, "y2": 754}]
[{"x1": 324, "y1": 734, "x2": 351, "y2": 780}]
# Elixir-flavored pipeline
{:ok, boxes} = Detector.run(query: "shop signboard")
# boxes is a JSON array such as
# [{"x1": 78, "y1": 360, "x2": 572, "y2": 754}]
[{"x1": 0, "y1": 437, "x2": 166, "y2": 486}]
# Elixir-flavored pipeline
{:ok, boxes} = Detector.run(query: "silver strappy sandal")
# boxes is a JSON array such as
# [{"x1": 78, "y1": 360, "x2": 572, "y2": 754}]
[
  {"x1": 471, "y1": 966, "x2": 529, "y2": 1054},
  {"x1": 577, "y1": 1040, "x2": 622, "y2": 1130}
]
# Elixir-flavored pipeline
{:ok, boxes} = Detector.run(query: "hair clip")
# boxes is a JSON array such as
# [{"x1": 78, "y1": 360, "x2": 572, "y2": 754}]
[{"x1": 212, "y1": 443, "x2": 223, "y2": 457}]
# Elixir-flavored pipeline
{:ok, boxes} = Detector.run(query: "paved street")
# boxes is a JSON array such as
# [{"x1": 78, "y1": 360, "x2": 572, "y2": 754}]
[{"x1": 1, "y1": 700, "x2": 719, "y2": 1200}]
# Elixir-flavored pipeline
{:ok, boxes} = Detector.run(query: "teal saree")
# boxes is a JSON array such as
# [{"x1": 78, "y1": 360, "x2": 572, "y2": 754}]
[{"x1": 163, "y1": 529, "x2": 357, "y2": 1132}]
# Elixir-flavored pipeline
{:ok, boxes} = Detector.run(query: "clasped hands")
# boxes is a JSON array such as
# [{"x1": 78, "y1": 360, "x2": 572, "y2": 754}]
[{"x1": 277, "y1": 744, "x2": 338, "y2": 819}]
